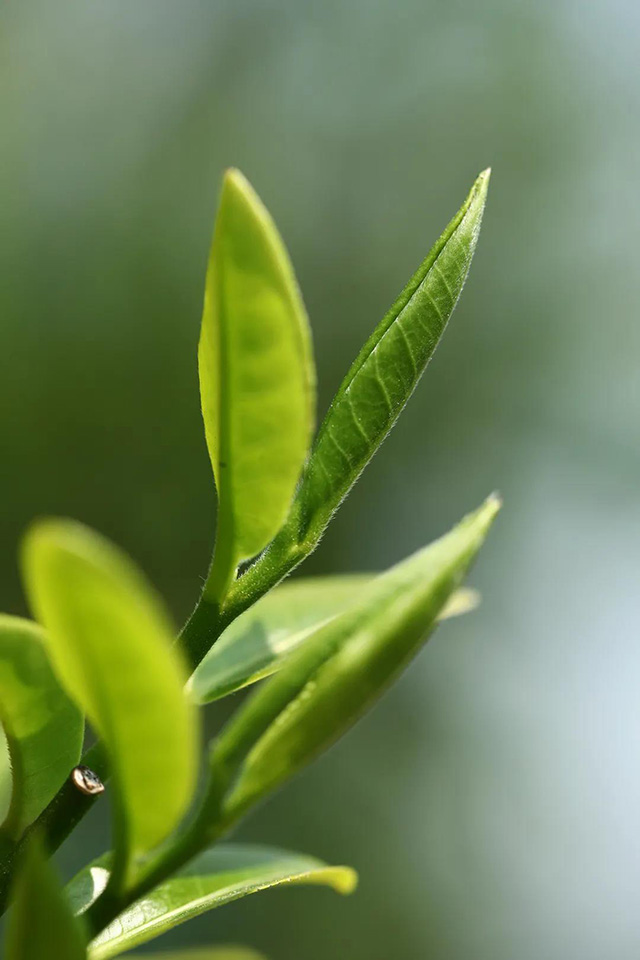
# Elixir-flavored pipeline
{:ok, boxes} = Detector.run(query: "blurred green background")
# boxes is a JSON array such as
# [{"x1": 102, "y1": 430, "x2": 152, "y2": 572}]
[{"x1": 2, "y1": 1, "x2": 640, "y2": 958}]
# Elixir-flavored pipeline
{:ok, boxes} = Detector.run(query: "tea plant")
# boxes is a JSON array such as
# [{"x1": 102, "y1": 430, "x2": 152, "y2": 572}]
[{"x1": 0, "y1": 167, "x2": 497, "y2": 959}]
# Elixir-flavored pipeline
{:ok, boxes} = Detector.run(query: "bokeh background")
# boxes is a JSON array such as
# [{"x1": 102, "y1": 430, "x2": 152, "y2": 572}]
[{"x1": 2, "y1": 2, "x2": 640, "y2": 958}]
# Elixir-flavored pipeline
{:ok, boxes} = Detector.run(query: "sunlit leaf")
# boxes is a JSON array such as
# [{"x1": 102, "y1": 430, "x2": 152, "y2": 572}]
[
  {"x1": 0, "y1": 616, "x2": 84, "y2": 838},
  {"x1": 211, "y1": 496, "x2": 499, "y2": 821},
  {"x1": 294, "y1": 169, "x2": 490, "y2": 546},
  {"x1": 191, "y1": 577, "x2": 479, "y2": 704},
  {"x1": 224, "y1": 171, "x2": 490, "y2": 624},
  {"x1": 21, "y1": 520, "x2": 198, "y2": 891},
  {"x1": 5, "y1": 837, "x2": 86, "y2": 959},
  {"x1": 66, "y1": 844, "x2": 356, "y2": 959},
  {"x1": 200, "y1": 169, "x2": 315, "y2": 603}
]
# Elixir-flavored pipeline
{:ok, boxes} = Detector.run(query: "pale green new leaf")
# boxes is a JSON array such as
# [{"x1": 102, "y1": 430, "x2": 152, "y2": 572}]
[
  {"x1": 200, "y1": 169, "x2": 315, "y2": 603},
  {"x1": 190, "y1": 577, "x2": 479, "y2": 704},
  {"x1": 66, "y1": 844, "x2": 356, "y2": 959},
  {"x1": 212, "y1": 495, "x2": 499, "y2": 820},
  {"x1": 5, "y1": 837, "x2": 86, "y2": 960},
  {"x1": 21, "y1": 521, "x2": 198, "y2": 891},
  {"x1": 0, "y1": 616, "x2": 84, "y2": 838}
]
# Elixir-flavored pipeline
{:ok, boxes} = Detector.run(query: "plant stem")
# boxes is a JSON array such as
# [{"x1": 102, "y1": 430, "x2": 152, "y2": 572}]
[{"x1": 180, "y1": 524, "x2": 306, "y2": 671}]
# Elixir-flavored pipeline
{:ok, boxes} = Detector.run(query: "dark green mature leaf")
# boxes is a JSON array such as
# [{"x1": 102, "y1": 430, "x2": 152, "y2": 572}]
[
  {"x1": 21, "y1": 521, "x2": 198, "y2": 891},
  {"x1": 212, "y1": 496, "x2": 499, "y2": 821},
  {"x1": 66, "y1": 845, "x2": 356, "y2": 959},
  {"x1": 0, "y1": 616, "x2": 84, "y2": 838},
  {"x1": 293, "y1": 169, "x2": 490, "y2": 548},
  {"x1": 190, "y1": 577, "x2": 479, "y2": 704},
  {"x1": 200, "y1": 169, "x2": 315, "y2": 604},
  {"x1": 5, "y1": 837, "x2": 86, "y2": 960}
]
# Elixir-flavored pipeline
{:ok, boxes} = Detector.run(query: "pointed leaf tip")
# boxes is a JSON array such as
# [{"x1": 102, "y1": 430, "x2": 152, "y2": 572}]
[{"x1": 254, "y1": 168, "x2": 492, "y2": 560}]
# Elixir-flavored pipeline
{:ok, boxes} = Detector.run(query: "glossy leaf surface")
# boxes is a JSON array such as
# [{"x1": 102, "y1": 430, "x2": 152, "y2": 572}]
[
  {"x1": 5, "y1": 838, "x2": 86, "y2": 960},
  {"x1": 213, "y1": 496, "x2": 499, "y2": 819},
  {"x1": 21, "y1": 521, "x2": 197, "y2": 889},
  {"x1": 66, "y1": 844, "x2": 356, "y2": 959},
  {"x1": 200, "y1": 169, "x2": 315, "y2": 602},
  {"x1": 292, "y1": 169, "x2": 490, "y2": 547},
  {"x1": 191, "y1": 577, "x2": 479, "y2": 703},
  {"x1": 0, "y1": 616, "x2": 84, "y2": 837}
]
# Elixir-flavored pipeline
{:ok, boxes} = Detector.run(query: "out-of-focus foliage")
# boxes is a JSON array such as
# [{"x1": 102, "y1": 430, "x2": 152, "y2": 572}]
[
  {"x1": 22, "y1": 520, "x2": 198, "y2": 892},
  {"x1": 0, "y1": 616, "x2": 83, "y2": 837},
  {"x1": 5, "y1": 839, "x2": 86, "y2": 960}
]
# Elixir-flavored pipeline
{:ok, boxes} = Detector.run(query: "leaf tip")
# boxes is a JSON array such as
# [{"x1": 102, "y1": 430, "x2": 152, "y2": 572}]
[
  {"x1": 469, "y1": 167, "x2": 491, "y2": 211},
  {"x1": 467, "y1": 492, "x2": 502, "y2": 547},
  {"x1": 222, "y1": 167, "x2": 260, "y2": 210},
  {"x1": 323, "y1": 865, "x2": 359, "y2": 895}
]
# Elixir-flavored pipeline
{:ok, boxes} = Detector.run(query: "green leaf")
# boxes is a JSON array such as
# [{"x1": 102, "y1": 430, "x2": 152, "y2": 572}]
[
  {"x1": 21, "y1": 520, "x2": 198, "y2": 891},
  {"x1": 0, "y1": 615, "x2": 84, "y2": 838},
  {"x1": 66, "y1": 844, "x2": 356, "y2": 960},
  {"x1": 200, "y1": 168, "x2": 315, "y2": 603},
  {"x1": 5, "y1": 837, "x2": 86, "y2": 960},
  {"x1": 293, "y1": 169, "x2": 490, "y2": 546},
  {"x1": 211, "y1": 495, "x2": 499, "y2": 821},
  {"x1": 190, "y1": 577, "x2": 479, "y2": 704},
  {"x1": 224, "y1": 171, "x2": 490, "y2": 621}
]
